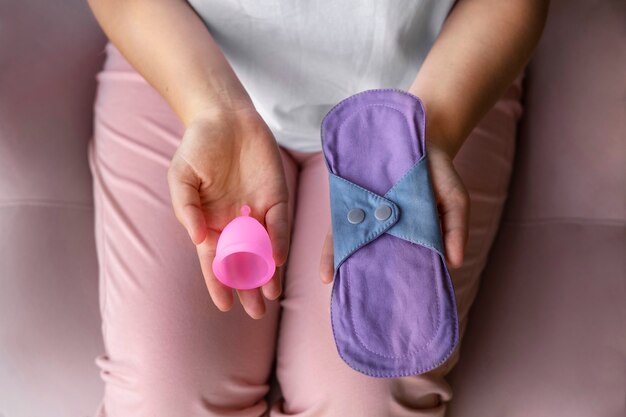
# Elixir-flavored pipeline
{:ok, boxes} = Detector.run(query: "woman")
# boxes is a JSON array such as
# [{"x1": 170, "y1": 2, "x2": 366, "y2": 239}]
[{"x1": 86, "y1": 0, "x2": 548, "y2": 415}]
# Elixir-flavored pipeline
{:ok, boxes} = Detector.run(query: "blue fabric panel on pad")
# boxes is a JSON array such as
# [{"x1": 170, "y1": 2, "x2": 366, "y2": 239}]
[
  {"x1": 329, "y1": 155, "x2": 444, "y2": 271},
  {"x1": 384, "y1": 155, "x2": 444, "y2": 256},
  {"x1": 328, "y1": 172, "x2": 399, "y2": 270}
]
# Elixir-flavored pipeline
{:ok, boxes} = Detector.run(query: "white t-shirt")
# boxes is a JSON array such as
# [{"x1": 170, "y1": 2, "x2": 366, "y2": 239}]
[{"x1": 188, "y1": 0, "x2": 455, "y2": 152}]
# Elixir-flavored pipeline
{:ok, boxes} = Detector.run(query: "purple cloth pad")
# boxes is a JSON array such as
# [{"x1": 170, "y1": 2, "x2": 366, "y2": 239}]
[{"x1": 320, "y1": 89, "x2": 459, "y2": 378}]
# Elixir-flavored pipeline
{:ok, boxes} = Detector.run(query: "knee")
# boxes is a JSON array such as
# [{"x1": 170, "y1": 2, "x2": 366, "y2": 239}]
[
  {"x1": 96, "y1": 353, "x2": 270, "y2": 417},
  {"x1": 276, "y1": 354, "x2": 454, "y2": 417}
]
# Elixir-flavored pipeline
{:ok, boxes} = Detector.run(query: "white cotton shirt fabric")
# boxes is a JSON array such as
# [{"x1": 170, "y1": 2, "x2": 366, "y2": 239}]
[{"x1": 187, "y1": 0, "x2": 455, "y2": 152}]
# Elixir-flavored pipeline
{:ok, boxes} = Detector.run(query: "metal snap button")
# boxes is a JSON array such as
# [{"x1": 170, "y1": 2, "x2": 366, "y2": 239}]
[
  {"x1": 347, "y1": 208, "x2": 365, "y2": 224},
  {"x1": 374, "y1": 204, "x2": 392, "y2": 221}
]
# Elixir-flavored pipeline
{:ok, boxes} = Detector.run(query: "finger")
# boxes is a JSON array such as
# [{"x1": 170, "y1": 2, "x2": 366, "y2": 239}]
[
  {"x1": 236, "y1": 288, "x2": 266, "y2": 319},
  {"x1": 320, "y1": 227, "x2": 335, "y2": 284},
  {"x1": 265, "y1": 201, "x2": 290, "y2": 266},
  {"x1": 261, "y1": 266, "x2": 282, "y2": 300},
  {"x1": 438, "y1": 187, "x2": 470, "y2": 269},
  {"x1": 196, "y1": 237, "x2": 234, "y2": 312},
  {"x1": 167, "y1": 163, "x2": 207, "y2": 245}
]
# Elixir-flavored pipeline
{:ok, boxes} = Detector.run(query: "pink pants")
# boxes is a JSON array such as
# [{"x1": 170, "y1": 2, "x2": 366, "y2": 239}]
[{"x1": 89, "y1": 42, "x2": 523, "y2": 416}]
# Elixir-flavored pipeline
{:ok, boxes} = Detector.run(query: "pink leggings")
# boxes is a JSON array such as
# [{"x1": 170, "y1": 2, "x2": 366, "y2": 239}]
[{"x1": 89, "y1": 42, "x2": 524, "y2": 416}]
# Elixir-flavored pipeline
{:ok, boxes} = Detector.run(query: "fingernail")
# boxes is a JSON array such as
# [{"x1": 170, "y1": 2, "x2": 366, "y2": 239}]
[{"x1": 250, "y1": 309, "x2": 265, "y2": 320}]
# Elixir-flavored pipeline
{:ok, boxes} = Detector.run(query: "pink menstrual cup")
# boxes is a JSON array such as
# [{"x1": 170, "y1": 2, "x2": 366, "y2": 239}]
[{"x1": 212, "y1": 205, "x2": 275, "y2": 290}]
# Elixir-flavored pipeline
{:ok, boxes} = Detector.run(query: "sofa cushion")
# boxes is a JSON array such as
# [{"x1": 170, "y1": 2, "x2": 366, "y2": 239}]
[{"x1": 448, "y1": 1, "x2": 626, "y2": 416}]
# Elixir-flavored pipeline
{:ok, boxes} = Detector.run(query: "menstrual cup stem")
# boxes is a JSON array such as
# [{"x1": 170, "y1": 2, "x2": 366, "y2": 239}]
[{"x1": 240, "y1": 205, "x2": 251, "y2": 217}]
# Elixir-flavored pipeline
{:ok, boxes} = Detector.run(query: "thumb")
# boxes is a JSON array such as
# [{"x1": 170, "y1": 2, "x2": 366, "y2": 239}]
[
  {"x1": 167, "y1": 161, "x2": 208, "y2": 245},
  {"x1": 437, "y1": 183, "x2": 470, "y2": 269},
  {"x1": 264, "y1": 201, "x2": 290, "y2": 266},
  {"x1": 320, "y1": 226, "x2": 335, "y2": 284}
]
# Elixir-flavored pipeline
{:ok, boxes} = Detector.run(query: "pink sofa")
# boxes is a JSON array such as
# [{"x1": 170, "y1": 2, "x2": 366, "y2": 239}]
[
  {"x1": 1, "y1": 1, "x2": 623, "y2": 416},
  {"x1": 447, "y1": 2, "x2": 625, "y2": 416}
]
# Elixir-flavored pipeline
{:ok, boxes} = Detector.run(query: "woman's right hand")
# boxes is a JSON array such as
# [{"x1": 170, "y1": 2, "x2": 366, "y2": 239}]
[{"x1": 167, "y1": 107, "x2": 290, "y2": 319}]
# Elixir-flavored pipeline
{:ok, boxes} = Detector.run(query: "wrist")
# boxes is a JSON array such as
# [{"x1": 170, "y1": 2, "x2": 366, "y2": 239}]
[
  {"x1": 185, "y1": 103, "x2": 269, "y2": 147},
  {"x1": 182, "y1": 84, "x2": 256, "y2": 127},
  {"x1": 424, "y1": 119, "x2": 463, "y2": 160},
  {"x1": 425, "y1": 137, "x2": 455, "y2": 163},
  {"x1": 413, "y1": 98, "x2": 464, "y2": 160},
  {"x1": 185, "y1": 98, "x2": 256, "y2": 126}
]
